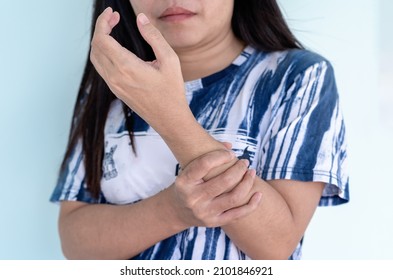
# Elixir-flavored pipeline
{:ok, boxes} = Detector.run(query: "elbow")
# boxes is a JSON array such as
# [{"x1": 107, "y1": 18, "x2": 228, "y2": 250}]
[
  {"x1": 61, "y1": 243, "x2": 78, "y2": 260},
  {"x1": 59, "y1": 236, "x2": 84, "y2": 260},
  {"x1": 267, "y1": 249, "x2": 295, "y2": 260},
  {"x1": 61, "y1": 247, "x2": 91, "y2": 260},
  {"x1": 249, "y1": 249, "x2": 294, "y2": 260},
  {"x1": 58, "y1": 221, "x2": 91, "y2": 260},
  {"x1": 59, "y1": 232, "x2": 86, "y2": 260},
  {"x1": 60, "y1": 235, "x2": 102, "y2": 260},
  {"x1": 247, "y1": 237, "x2": 302, "y2": 260}
]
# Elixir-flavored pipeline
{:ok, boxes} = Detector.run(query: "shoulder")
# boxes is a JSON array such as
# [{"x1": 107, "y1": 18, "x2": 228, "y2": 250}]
[
  {"x1": 247, "y1": 47, "x2": 335, "y2": 79},
  {"x1": 237, "y1": 48, "x2": 336, "y2": 100},
  {"x1": 281, "y1": 49, "x2": 333, "y2": 70},
  {"x1": 283, "y1": 49, "x2": 336, "y2": 84},
  {"x1": 238, "y1": 47, "x2": 336, "y2": 91}
]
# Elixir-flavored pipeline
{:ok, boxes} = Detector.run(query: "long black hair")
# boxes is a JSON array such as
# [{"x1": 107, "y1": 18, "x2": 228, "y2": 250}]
[{"x1": 60, "y1": 0, "x2": 303, "y2": 199}]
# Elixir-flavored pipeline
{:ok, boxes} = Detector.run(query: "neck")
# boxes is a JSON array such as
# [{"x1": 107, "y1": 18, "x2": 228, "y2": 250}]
[{"x1": 175, "y1": 32, "x2": 245, "y2": 82}]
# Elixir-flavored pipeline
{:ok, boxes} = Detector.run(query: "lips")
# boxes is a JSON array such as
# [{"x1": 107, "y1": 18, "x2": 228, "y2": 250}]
[{"x1": 159, "y1": 7, "x2": 196, "y2": 22}]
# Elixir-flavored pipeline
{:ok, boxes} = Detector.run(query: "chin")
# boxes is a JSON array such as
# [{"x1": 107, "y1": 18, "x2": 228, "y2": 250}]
[
  {"x1": 159, "y1": 28, "x2": 200, "y2": 48},
  {"x1": 166, "y1": 37, "x2": 202, "y2": 51}
]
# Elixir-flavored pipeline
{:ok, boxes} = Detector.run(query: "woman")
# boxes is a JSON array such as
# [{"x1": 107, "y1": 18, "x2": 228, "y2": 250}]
[{"x1": 51, "y1": 0, "x2": 349, "y2": 260}]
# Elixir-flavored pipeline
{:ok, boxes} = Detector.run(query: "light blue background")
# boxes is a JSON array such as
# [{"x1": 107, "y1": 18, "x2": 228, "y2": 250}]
[{"x1": 0, "y1": 0, "x2": 392, "y2": 259}]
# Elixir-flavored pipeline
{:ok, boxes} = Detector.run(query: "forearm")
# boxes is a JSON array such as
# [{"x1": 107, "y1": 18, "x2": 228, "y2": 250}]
[
  {"x1": 151, "y1": 108, "x2": 236, "y2": 179},
  {"x1": 222, "y1": 179, "x2": 295, "y2": 259},
  {"x1": 59, "y1": 187, "x2": 186, "y2": 260},
  {"x1": 152, "y1": 109, "x2": 220, "y2": 164},
  {"x1": 222, "y1": 178, "x2": 323, "y2": 260}
]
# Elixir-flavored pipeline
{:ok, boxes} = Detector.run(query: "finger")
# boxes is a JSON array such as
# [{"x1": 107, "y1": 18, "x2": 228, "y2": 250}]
[
  {"x1": 216, "y1": 192, "x2": 262, "y2": 226},
  {"x1": 179, "y1": 150, "x2": 236, "y2": 184},
  {"x1": 92, "y1": 12, "x2": 123, "y2": 62},
  {"x1": 136, "y1": 13, "x2": 177, "y2": 64},
  {"x1": 201, "y1": 159, "x2": 250, "y2": 198},
  {"x1": 95, "y1": 7, "x2": 120, "y2": 36},
  {"x1": 93, "y1": 8, "x2": 137, "y2": 65},
  {"x1": 213, "y1": 169, "x2": 256, "y2": 212},
  {"x1": 91, "y1": 9, "x2": 146, "y2": 81},
  {"x1": 221, "y1": 142, "x2": 233, "y2": 150}
]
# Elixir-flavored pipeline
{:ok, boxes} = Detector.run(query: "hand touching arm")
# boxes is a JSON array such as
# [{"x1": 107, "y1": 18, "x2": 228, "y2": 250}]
[
  {"x1": 90, "y1": 9, "x2": 325, "y2": 259},
  {"x1": 59, "y1": 150, "x2": 260, "y2": 259}
]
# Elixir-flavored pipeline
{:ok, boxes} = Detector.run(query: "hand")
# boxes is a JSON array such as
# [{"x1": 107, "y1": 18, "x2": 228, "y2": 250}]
[
  {"x1": 90, "y1": 8, "x2": 190, "y2": 129},
  {"x1": 170, "y1": 149, "x2": 262, "y2": 228}
]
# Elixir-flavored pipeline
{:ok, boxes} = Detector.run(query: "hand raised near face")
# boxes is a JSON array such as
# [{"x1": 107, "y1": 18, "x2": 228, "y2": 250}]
[
  {"x1": 90, "y1": 8, "x2": 189, "y2": 129},
  {"x1": 170, "y1": 149, "x2": 262, "y2": 228}
]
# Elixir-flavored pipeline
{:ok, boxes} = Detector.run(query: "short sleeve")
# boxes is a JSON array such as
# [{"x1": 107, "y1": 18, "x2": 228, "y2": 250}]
[
  {"x1": 50, "y1": 140, "x2": 106, "y2": 204},
  {"x1": 258, "y1": 60, "x2": 349, "y2": 206}
]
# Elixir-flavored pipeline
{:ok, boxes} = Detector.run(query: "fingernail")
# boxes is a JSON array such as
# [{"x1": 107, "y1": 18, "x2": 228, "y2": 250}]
[
  {"x1": 138, "y1": 13, "x2": 150, "y2": 25},
  {"x1": 249, "y1": 169, "x2": 256, "y2": 178}
]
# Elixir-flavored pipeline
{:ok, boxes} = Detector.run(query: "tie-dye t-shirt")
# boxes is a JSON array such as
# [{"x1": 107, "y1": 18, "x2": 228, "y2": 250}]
[{"x1": 51, "y1": 46, "x2": 349, "y2": 259}]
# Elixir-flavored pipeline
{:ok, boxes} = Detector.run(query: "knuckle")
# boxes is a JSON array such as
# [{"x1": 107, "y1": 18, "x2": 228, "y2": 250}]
[
  {"x1": 221, "y1": 173, "x2": 234, "y2": 187},
  {"x1": 198, "y1": 157, "x2": 213, "y2": 172},
  {"x1": 92, "y1": 36, "x2": 103, "y2": 49},
  {"x1": 175, "y1": 173, "x2": 191, "y2": 190},
  {"x1": 178, "y1": 169, "x2": 199, "y2": 186},
  {"x1": 89, "y1": 45, "x2": 99, "y2": 61},
  {"x1": 175, "y1": 175, "x2": 187, "y2": 188},
  {"x1": 227, "y1": 193, "x2": 241, "y2": 206},
  {"x1": 237, "y1": 159, "x2": 248, "y2": 171}
]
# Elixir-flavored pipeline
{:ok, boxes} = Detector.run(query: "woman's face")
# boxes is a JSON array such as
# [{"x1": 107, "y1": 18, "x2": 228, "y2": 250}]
[{"x1": 129, "y1": 0, "x2": 235, "y2": 51}]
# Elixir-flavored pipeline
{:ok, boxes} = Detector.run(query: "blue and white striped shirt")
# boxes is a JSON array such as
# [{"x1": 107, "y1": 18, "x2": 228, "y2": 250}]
[{"x1": 51, "y1": 46, "x2": 349, "y2": 259}]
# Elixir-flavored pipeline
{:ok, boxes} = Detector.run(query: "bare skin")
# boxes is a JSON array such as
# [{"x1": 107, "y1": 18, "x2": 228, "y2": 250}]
[
  {"x1": 60, "y1": 149, "x2": 260, "y2": 259},
  {"x1": 59, "y1": 6, "x2": 324, "y2": 260}
]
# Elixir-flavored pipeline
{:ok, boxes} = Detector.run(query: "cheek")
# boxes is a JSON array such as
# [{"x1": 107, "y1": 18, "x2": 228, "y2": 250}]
[
  {"x1": 205, "y1": 0, "x2": 234, "y2": 17},
  {"x1": 128, "y1": 0, "x2": 154, "y2": 16},
  {"x1": 203, "y1": 1, "x2": 234, "y2": 29}
]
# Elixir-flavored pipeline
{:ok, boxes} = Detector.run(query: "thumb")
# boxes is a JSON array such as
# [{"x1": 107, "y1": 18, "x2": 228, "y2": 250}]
[{"x1": 136, "y1": 13, "x2": 176, "y2": 64}]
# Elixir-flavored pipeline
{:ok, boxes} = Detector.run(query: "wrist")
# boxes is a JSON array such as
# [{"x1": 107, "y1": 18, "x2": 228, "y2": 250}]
[{"x1": 158, "y1": 186, "x2": 191, "y2": 232}]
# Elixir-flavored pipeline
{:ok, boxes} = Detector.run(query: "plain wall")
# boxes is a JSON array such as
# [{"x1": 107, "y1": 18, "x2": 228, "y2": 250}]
[
  {"x1": 0, "y1": 0, "x2": 392, "y2": 259},
  {"x1": 0, "y1": 0, "x2": 92, "y2": 259}
]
